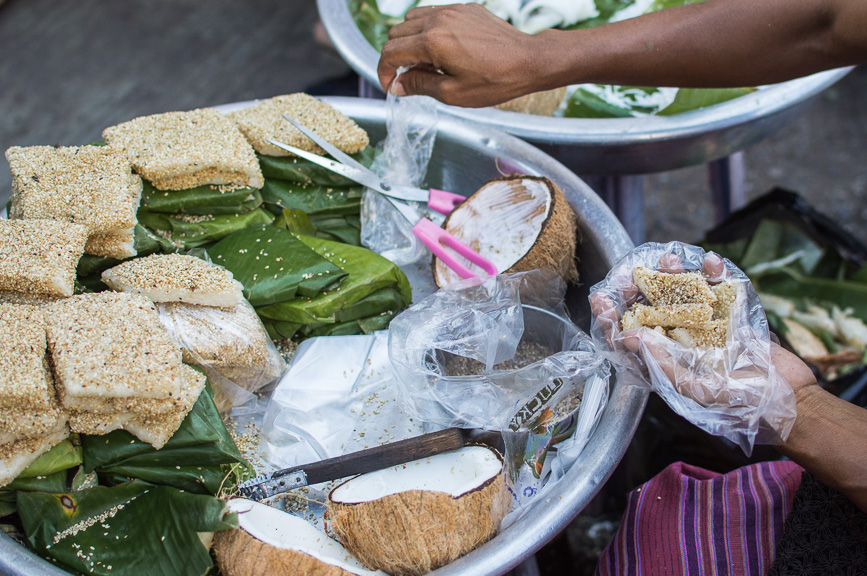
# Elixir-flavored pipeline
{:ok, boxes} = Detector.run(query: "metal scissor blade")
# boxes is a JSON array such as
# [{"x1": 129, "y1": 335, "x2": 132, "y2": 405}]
[
  {"x1": 281, "y1": 114, "x2": 368, "y2": 174},
  {"x1": 382, "y1": 194, "x2": 422, "y2": 225},
  {"x1": 265, "y1": 138, "x2": 380, "y2": 189}
]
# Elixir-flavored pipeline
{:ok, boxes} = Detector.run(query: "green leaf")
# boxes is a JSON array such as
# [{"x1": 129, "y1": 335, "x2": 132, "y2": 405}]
[
  {"x1": 258, "y1": 234, "x2": 411, "y2": 324},
  {"x1": 16, "y1": 440, "x2": 82, "y2": 479},
  {"x1": 357, "y1": 309, "x2": 400, "y2": 333},
  {"x1": 261, "y1": 180, "x2": 362, "y2": 216},
  {"x1": 282, "y1": 209, "x2": 317, "y2": 236},
  {"x1": 657, "y1": 87, "x2": 756, "y2": 115},
  {"x1": 757, "y1": 268, "x2": 867, "y2": 321},
  {"x1": 18, "y1": 481, "x2": 234, "y2": 576},
  {"x1": 140, "y1": 181, "x2": 263, "y2": 215},
  {"x1": 257, "y1": 147, "x2": 376, "y2": 185},
  {"x1": 262, "y1": 319, "x2": 302, "y2": 340},
  {"x1": 564, "y1": 88, "x2": 637, "y2": 118},
  {"x1": 5, "y1": 471, "x2": 69, "y2": 494},
  {"x1": 208, "y1": 225, "x2": 347, "y2": 307},
  {"x1": 137, "y1": 208, "x2": 275, "y2": 250},
  {"x1": 0, "y1": 492, "x2": 15, "y2": 517},
  {"x1": 76, "y1": 224, "x2": 179, "y2": 278}
]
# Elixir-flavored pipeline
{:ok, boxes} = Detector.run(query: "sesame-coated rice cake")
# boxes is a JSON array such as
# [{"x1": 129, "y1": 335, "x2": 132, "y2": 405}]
[
  {"x1": 6, "y1": 145, "x2": 140, "y2": 235},
  {"x1": 0, "y1": 304, "x2": 56, "y2": 413},
  {"x1": 0, "y1": 219, "x2": 88, "y2": 297},
  {"x1": 0, "y1": 424, "x2": 69, "y2": 487},
  {"x1": 229, "y1": 93, "x2": 369, "y2": 157},
  {"x1": 45, "y1": 292, "x2": 185, "y2": 404},
  {"x1": 103, "y1": 108, "x2": 264, "y2": 191}
]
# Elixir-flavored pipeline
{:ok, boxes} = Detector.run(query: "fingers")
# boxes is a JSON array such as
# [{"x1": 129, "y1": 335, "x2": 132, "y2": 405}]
[
  {"x1": 378, "y1": 36, "x2": 434, "y2": 94},
  {"x1": 392, "y1": 67, "x2": 452, "y2": 101},
  {"x1": 703, "y1": 252, "x2": 730, "y2": 283},
  {"x1": 658, "y1": 253, "x2": 684, "y2": 273}
]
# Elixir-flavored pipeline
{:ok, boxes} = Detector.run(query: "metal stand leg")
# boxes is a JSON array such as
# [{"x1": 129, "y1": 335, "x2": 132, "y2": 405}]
[
  {"x1": 359, "y1": 76, "x2": 386, "y2": 99},
  {"x1": 708, "y1": 152, "x2": 746, "y2": 224},
  {"x1": 581, "y1": 174, "x2": 646, "y2": 244},
  {"x1": 504, "y1": 555, "x2": 541, "y2": 576}
]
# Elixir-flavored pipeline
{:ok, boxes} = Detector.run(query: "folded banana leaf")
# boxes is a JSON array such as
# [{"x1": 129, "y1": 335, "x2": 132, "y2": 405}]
[
  {"x1": 76, "y1": 224, "x2": 179, "y2": 278},
  {"x1": 208, "y1": 224, "x2": 347, "y2": 307},
  {"x1": 260, "y1": 180, "x2": 362, "y2": 216},
  {"x1": 257, "y1": 234, "x2": 411, "y2": 324},
  {"x1": 81, "y1": 382, "x2": 244, "y2": 495},
  {"x1": 18, "y1": 480, "x2": 234, "y2": 576},
  {"x1": 656, "y1": 87, "x2": 756, "y2": 116},
  {"x1": 137, "y1": 208, "x2": 274, "y2": 250},
  {"x1": 308, "y1": 214, "x2": 362, "y2": 246},
  {"x1": 140, "y1": 181, "x2": 263, "y2": 215},
  {"x1": 15, "y1": 439, "x2": 83, "y2": 480},
  {"x1": 262, "y1": 319, "x2": 303, "y2": 340},
  {"x1": 257, "y1": 146, "x2": 376, "y2": 185}
]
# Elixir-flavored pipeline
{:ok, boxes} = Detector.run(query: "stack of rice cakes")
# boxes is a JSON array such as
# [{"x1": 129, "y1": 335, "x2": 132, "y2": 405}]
[
  {"x1": 5, "y1": 145, "x2": 142, "y2": 259},
  {"x1": 621, "y1": 266, "x2": 739, "y2": 348},
  {"x1": 101, "y1": 254, "x2": 283, "y2": 404}
]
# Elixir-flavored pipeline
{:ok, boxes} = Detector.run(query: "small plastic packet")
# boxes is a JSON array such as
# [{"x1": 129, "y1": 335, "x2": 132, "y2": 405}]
[
  {"x1": 360, "y1": 68, "x2": 440, "y2": 266},
  {"x1": 589, "y1": 241, "x2": 797, "y2": 455},
  {"x1": 387, "y1": 270, "x2": 610, "y2": 517},
  {"x1": 156, "y1": 299, "x2": 287, "y2": 414}
]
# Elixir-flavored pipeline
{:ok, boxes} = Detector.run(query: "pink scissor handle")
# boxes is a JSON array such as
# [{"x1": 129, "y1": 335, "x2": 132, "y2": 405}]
[
  {"x1": 427, "y1": 189, "x2": 466, "y2": 216},
  {"x1": 413, "y1": 218, "x2": 498, "y2": 279}
]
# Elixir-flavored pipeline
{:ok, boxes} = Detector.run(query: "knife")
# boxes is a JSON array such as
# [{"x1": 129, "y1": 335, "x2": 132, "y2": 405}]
[{"x1": 237, "y1": 427, "x2": 503, "y2": 501}]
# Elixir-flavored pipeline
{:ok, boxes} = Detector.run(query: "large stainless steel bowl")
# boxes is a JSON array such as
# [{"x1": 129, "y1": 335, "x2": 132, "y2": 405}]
[
  {"x1": 318, "y1": 0, "x2": 852, "y2": 175},
  {"x1": 0, "y1": 97, "x2": 642, "y2": 576}
]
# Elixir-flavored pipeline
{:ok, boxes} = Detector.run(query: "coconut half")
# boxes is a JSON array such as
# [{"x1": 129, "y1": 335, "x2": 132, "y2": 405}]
[
  {"x1": 433, "y1": 175, "x2": 578, "y2": 288},
  {"x1": 213, "y1": 498, "x2": 385, "y2": 576},
  {"x1": 326, "y1": 445, "x2": 510, "y2": 576}
]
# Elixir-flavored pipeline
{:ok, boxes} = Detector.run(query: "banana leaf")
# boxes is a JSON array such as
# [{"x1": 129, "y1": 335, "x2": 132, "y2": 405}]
[
  {"x1": 657, "y1": 87, "x2": 756, "y2": 115},
  {"x1": 137, "y1": 208, "x2": 274, "y2": 250},
  {"x1": 257, "y1": 146, "x2": 377, "y2": 185},
  {"x1": 350, "y1": 0, "x2": 408, "y2": 51},
  {"x1": 357, "y1": 309, "x2": 400, "y2": 333},
  {"x1": 76, "y1": 224, "x2": 179, "y2": 278},
  {"x1": 755, "y1": 268, "x2": 867, "y2": 321},
  {"x1": 0, "y1": 492, "x2": 15, "y2": 517},
  {"x1": 309, "y1": 214, "x2": 362, "y2": 246},
  {"x1": 141, "y1": 181, "x2": 263, "y2": 215},
  {"x1": 282, "y1": 209, "x2": 318, "y2": 236},
  {"x1": 260, "y1": 180, "x2": 362, "y2": 216},
  {"x1": 208, "y1": 225, "x2": 347, "y2": 306},
  {"x1": 564, "y1": 86, "x2": 664, "y2": 118},
  {"x1": 5, "y1": 471, "x2": 68, "y2": 493},
  {"x1": 18, "y1": 480, "x2": 234, "y2": 576},
  {"x1": 262, "y1": 319, "x2": 302, "y2": 340},
  {"x1": 82, "y1": 382, "x2": 244, "y2": 495},
  {"x1": 257, "y1": 234, "x2": 411, "y2": 323},
  {"x1": 299, "y1": 320, "x2": 365, "y2": 338},
  {"x1": 16, "y1": 439, "x2": 83, "y2": 479}
]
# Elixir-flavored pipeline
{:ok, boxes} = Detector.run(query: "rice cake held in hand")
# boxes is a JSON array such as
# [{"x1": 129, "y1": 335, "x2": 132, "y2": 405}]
[
  {"x1": 103, "y1": 108, "x2": 264, "y2": 190},
  {"x1": 102, "y1": 253, "x2": 244, "y2": 307},
  {"x1": 0, "y1": 219, "x2": 88, "y2": 297},
  {"x1": 45, "y1": 292, "x2": 185, "y2": 408},
  {"x1": 229, "y1": 93, "x2": 369, "y2": 157}
]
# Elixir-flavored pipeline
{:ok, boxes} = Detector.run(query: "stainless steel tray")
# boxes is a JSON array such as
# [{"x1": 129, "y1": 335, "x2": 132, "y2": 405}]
[
  {"x1": 0, "y1": 97, "x2": 643, "y2": 576},
  {"x1": 317, "y1": 0, "x2": 852, "y2": 175}
]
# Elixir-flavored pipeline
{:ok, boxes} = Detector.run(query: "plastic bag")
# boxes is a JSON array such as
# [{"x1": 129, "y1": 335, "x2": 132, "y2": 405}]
[
  {"x1": 387, "y1": 270, "x2": 610, "y2": 517},
  {"x1": 360, "y1": 68, "x2": 440, "y2": 265},
  {"x1": 589, "y1": 241, "x2": 797, "y2": 455},
  {"x1": 156, "y1": 299, "x2": 287, "y2": 414}
]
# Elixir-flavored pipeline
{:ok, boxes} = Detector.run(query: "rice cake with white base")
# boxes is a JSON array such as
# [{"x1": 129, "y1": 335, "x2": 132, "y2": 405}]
[
  {"x1": 229, "y1": 93, "x2": 369, "y2": 157},
  {"x1": 103, "y1": 108, "x2": 264, "y2": 191},
  {"x1": 0, "y1": 304, "x2": 56, "y2": 413},
  {"x1": 0, "y1": 424, "x2": 69, "y2": 487},
  {"x1": 0, "y1": 219, "x2": 88, "y2": 297},
  {"x1": 102, "y1": 253, "x2": 244, "y2": 307},
  {"x1": 45, "y1": 292, "x2": 184, "y2": 405}
]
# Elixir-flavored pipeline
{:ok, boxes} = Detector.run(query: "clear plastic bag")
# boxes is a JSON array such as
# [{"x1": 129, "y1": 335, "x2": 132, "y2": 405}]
[
  {"x1": 156, "y1": 299, "x2": 287, "y2": 414},
  {"x1": 589, "y1": 241, "x2": 797, "y2": 455},
  {"x1": 360, "y1": 69, "x2": 440, "y2": 266}
]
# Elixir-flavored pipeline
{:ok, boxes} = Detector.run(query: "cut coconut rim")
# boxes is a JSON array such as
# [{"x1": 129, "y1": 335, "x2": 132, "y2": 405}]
[
  {"x1": 433, "y1": 175, "x2": 570, "y2": 288},
  {"x1": 329, "y1": 445, "x2": 503, "y2": 504},
  {"x1": 226, "y1": 498, "x2": 386, "y2": 575}
]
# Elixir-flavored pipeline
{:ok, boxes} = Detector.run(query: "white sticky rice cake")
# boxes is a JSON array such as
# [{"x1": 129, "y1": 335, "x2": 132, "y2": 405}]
[
  {"x1": 101, "y1": 253, "x2": 244, "y2": 307},
  {"x1": 0, "y1": 424, "x2": 70, "y2": 487},
  {"x1": 0, "y1": 219, "x2": 88, "y2": 297},
  {"x1": 102, "y1": 107, "x2": 264, "y2": 191},
  {"x1": 6, "y1": 145, "x2": 141, "y2": 241},
  {"x1": 85, "y1": 228, "x2": 137, "y2": 259},
  {"x1": 228, "y1": 93, "x2": 369, "y2": 157},
  {"x1": 45, "y1": 292, "x2": 185, "y2": 409},
  {"x1": 0, "y1": 290, "x2": 61, "y2": 307}
]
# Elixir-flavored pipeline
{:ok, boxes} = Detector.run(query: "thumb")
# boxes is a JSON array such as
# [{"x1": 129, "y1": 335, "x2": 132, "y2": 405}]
[{"x1": 392, "y1": 67, "x2": 448, "y2": 100}]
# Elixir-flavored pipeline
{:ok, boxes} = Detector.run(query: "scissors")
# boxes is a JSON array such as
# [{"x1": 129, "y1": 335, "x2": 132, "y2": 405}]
[{"x1": 266, "y1": 114, "x2": 498, "y2": 280}]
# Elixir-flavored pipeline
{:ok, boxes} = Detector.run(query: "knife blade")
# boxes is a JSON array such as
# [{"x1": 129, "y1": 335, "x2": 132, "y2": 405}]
[{"x1": 237, "y1": 427, "x2": 502, "y2": 501}]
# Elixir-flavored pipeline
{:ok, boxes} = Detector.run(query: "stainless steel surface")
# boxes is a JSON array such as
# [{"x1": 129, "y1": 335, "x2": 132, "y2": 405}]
[
  {"x1": 317, "y1": 0, "x2": 852, "y2": 174},
  {"x1": 0, "y1": 97, "x2": 642, "y2": 576}
]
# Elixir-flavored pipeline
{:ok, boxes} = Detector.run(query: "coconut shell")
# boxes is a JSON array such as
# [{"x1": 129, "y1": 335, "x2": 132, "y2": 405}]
[
  {"x1": 433, "y1": 174, "x2": 579, "y2": 288},
  {"x1": 494, "y1": 87, "x2": 568, "y2": 116},
  {"x1": 326, "y1": 471, "x2": 510, "y2": 576},
  {"x1": 213, "y1": 527, "x2": 359, "y2": 576}
]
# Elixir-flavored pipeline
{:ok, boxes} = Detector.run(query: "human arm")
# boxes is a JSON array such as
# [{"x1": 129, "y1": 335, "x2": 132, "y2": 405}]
[{"x1": 378, "y1": 0, "x2": 867, "y2": 108}]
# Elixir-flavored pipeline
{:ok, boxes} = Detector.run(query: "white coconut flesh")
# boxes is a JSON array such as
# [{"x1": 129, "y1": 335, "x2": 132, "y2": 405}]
[
  {"x1": 435, "y1": 177, "x2": 553, "y2": 287},
  {"x1": 226, "y1": 498, "x2": 385, "y2": 575},
  {"x1": 330, "y1": 445, "x2": 503, "y2": 503}
]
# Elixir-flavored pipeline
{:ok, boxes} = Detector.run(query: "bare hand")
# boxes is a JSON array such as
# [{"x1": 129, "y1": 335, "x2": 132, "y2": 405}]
[{"x1": 377, "y1": 4, "x2": 547, "y2": 107}]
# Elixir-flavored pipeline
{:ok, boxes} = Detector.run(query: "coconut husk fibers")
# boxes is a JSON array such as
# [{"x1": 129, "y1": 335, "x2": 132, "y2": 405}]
[
  {"x1": 213, "y1": 527, "x2": 359, "y2": 576},
  {"x1": 326, "y1": 473, "x2": 510, "y2": 576},
  {"x1": 434, "y1": 174, "x2": 579, "y2": 288},
  {"x1": 494, "y1": 87, "x2": 568, "y2": 116}
]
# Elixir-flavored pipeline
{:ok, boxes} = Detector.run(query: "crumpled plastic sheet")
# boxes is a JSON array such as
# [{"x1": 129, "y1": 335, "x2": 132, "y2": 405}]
[
  {"x1": 589, "y1": 241, "x2": 797, "y2": 455},
  {"x1": 360, "y1": 67, "x2": 441, "y2": 266},
  {"x1": 156, "y1": 299, "x2": 287, "y2": 415}
]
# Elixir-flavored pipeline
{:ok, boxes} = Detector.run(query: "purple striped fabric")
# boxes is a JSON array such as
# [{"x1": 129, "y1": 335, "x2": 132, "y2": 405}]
[{"x1": 596, "y1": 461, "x2": 803, "y2": 576}]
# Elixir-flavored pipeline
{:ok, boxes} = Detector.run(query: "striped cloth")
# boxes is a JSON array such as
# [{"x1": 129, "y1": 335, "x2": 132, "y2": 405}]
[{"x1": 596, "y1": 461, "x2": 804, "y2": 576}]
